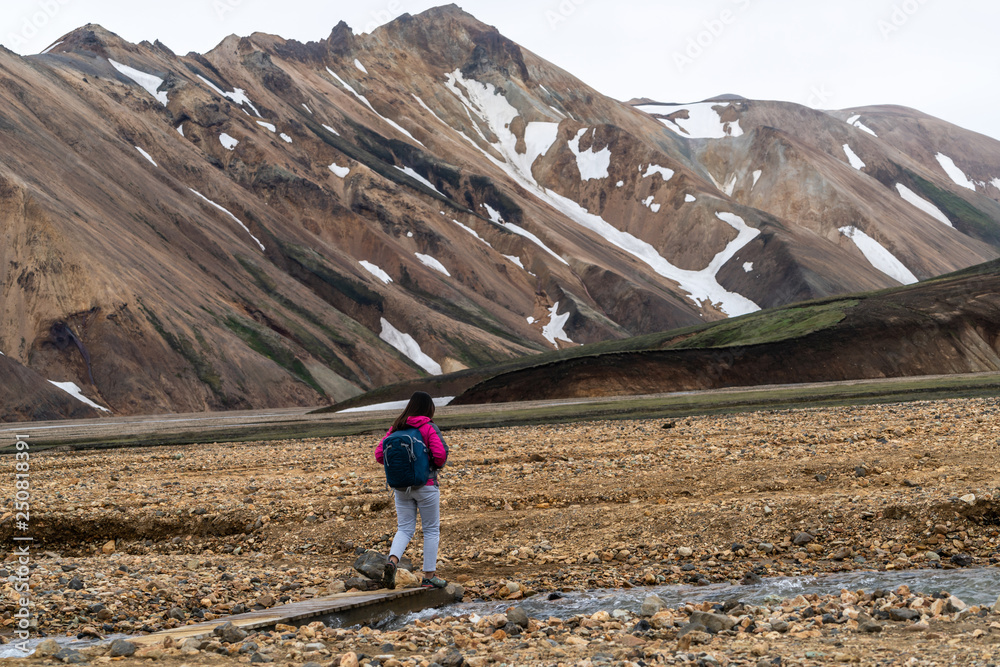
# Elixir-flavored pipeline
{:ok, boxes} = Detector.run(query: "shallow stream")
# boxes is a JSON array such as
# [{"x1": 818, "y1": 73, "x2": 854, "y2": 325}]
[
  {"x1": 5, "y1": 568, "x2": 997, "y2": 656},
  {"x1": 386, "y1": 567, "x2": 1000, "y2": 629}
]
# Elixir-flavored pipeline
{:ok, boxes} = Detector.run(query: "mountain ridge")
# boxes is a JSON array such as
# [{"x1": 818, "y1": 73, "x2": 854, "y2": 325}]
[{"x1": 2, "y1": 6, "x2": 999, "y2": 419}]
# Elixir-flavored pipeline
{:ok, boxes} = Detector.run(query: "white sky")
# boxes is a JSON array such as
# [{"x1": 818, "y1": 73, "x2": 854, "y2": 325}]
[{"x1": 2, "y1": 0, "x2": 998, "y2": 140}]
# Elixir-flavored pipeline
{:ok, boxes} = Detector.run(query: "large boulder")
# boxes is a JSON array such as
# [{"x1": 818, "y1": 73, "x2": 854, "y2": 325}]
[{"x1": 352, "y1": 550, "x2": 388, "y2": 580}]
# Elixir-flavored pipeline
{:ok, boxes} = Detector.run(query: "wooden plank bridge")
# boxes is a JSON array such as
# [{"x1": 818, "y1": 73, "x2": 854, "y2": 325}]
[{"x1": 131, "y1": 585, "x2": 461, "y2": 646}]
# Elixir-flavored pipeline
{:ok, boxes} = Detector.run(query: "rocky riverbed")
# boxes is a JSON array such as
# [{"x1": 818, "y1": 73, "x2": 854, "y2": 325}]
[{"x1": 3, "y1": 397, "x2": 1000, "y2": 665}]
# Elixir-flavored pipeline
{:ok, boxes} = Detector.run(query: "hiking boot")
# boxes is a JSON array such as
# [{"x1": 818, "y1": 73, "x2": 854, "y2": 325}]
[
  {"x1": 421, "y1": 576, "x2": 447, "y2": 589},
  {"x1": 381, "y1": 561, "x2": 397, "y2": 590}
]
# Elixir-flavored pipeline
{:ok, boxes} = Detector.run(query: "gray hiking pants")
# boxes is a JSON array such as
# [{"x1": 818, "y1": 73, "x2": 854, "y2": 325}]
[{"x1": 389, "y1": 484, "x2": 440, "y2": 573}]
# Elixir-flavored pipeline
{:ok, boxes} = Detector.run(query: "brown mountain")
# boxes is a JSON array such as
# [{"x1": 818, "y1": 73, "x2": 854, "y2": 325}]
[{"x1": 2, "y1": 5, "x2": 999, "y2": 419}]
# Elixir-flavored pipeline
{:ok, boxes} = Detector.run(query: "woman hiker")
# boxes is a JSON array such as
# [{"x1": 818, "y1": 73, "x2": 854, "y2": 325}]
[{"x1": 375, "y1": 391, "x2": 448, "y2": 589}]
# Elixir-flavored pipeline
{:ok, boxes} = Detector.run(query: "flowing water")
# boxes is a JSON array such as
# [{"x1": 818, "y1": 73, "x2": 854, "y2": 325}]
[
  {"x1": 384, "y1": 567, "x2": 1000, "y2": 629},
  {"x1": 0, "y1": 634, "x2": 132, "y2": 659},
  {"x1": 5, "y1": 568, "x2": 997, "y2": 653}
]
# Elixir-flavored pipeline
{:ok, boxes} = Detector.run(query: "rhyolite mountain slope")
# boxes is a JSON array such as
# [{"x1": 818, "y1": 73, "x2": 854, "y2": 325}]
[{"x1": 2, "y1": 4, "x2": 1000, "y2": 419}]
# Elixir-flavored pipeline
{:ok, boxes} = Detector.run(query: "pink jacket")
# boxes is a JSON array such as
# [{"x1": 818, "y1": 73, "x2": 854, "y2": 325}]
[{"x1": 375, "y1": 416, "x2": 448, "y2": 486}]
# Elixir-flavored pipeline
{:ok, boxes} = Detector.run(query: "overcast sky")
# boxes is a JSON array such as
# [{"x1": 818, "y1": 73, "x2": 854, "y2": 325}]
[{"x1": 3, "y1": 0, "x2": 998, "y2": 140}]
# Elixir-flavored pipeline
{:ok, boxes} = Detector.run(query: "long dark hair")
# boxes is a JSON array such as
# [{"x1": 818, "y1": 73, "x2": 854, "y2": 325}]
[{"x1": 390, "y1": 391, "x2": 435, "y2": 432}]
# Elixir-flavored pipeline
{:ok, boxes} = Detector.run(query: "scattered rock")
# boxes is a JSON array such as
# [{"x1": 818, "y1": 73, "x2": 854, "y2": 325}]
[
  {"x1": 859, "y1": 621, "x2": 883, "y2": 633},
  {"x1": 35, "y1": 639, "x2": 61, "y2": 657},
  {"x1": 640, "y1": 594, "x2": 664, "y2": 617},
  {"x1": 108, "y1": 639, "x2": 137, "y2": 657},
  {"x1": 53, "y1": 648, "x2": 89, "y2": 664},
  {"x1": 951, "y1": 553, "x2": 973, "y2": 567},
  {"x1": 214, "y1": 621, "x2": 249, "y2": 644},
  {"x1": 394, "y1": 567, "x2": 420, "y2": 589},
  {"x1": 689, "y1": 611, "x2": 736, "y2": 633},
  {"x1": 960, "y1": 494, "x2": 976, "y2": 505},
  {"x1": 352, "y1": 549, "x2": 389, "y2": 580},
  {"x1": 829, "y1": 547, "x2": 852, "y2": 561},
  {"x1": 676, "y1": 546, "x2": 693, "y2": 557},
  {"x1": 506, "y1": 606, "x2": 529, "y2": 628},
  {"x1": 433, "y1": 649, "x2": 465, "y2": 667},
  {"x1": 101, "y1": 540, "x2": 115, "y2": 555},
  {"x1": 889, "y1": 608, "x2": 921, "y2": 622},
  {"x1": 792, "y1": 532, "x2": 814, "y2": 546},
  {"x1": 677, "y1": 621, "x2": 707, "y2": 638}
]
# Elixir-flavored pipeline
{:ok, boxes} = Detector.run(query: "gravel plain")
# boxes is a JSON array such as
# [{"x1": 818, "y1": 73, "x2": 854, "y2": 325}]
[{"x1": 3, "y1": 397, "x2": 1000, "y2": 665}]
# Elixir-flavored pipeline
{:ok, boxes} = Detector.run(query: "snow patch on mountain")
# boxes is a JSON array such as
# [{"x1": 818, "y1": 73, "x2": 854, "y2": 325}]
[
  {"x1": 322, "y1": 124, "x2": 340, "y2": 136},
  {"x1": 541, "y1": 302, "x2": 573, "y2": 348},
  {"x1": 327, "y1": 67, "x2": 421, "y2": 145},
  {"x1": 354, "y1": 59, "x2": 368, "y2": 74},
  {"x1": 568, "y1": 128, "x2": 611, "y2": 181},
  {"x1": 752, "y1": 170, "x2": 762, "y2": 187},
  {"x1": 329, "y1": 163, "x2": 350, "y2": 178},
  {"x1": 482, "y1": 204, "x2": 567, "y2": 265},
  {"x1": 452, "y1": 219, "x2": 492, "y2": 247},
  {"x1": 843, "y1": 144, "x2": 865, "y2": 170},
  {"x1": 445, "y1": 71, "x2": 757, "y2": 316},
  {"x1": 840, "y1": 226, "x2": 917, "y2": 285},
  {"x1": 524, "y1": 122, "x2": 561, "y2": 164},
  {"x1": 445, "y1": 70, "x2": 560, "y2": 184},
  {"x1": 279, "y1": 133, "x2": 292, "y2": 143},
  {"x1": 219, "y1": 133, "x2": 238, "y2": 150},
  {"x1": 640, "y1": 102, "x2": 744, "y2": 139},
  {"x1": 415, "y1": 252, "x2": 451, "y2": 276},
  {"x1": 685, "y1": 194, "x2": 697, "y2": 203},
  {"x1": 48, "y1": 380, "x2": 110, "y2": 412},
  {"x1": 546, "y1": 189, "x2": 761, "y2": 315},
  {"x1": 643, "y1": 164, "x2": 675, "y2": 181},
  {"x1": 395, "y1": 166, "x2": 443, "y2": 195},
  {"x1": 189, "y1": 189, "x2": 265, "y2": 251},
  {"x1": 135, "y1": 146, "x2": 157, "y2": 167},
  {"x1": 108, "y1": 59, "x2": 169, "y2": 105},
  {"x1": 935, "y1": 153, "x2": 977, "y2": 191},
  {"x1": 196, "y1": 75, "x2": 261, "y2": 117},
  {"x1": 723, "y1": 174, "x2": 738, "y2": 196},
  {"x1": 504, "y1": 254, "x2": 525, "y2": 268},
  {"x1": 379, "y1": 318, "x2": 442, "y2": 375},
  {"x1": 743, "y1": 262, "x2": 754, "y2": 273},
  {"x1": 895, "y1": 184, "x2": 952, "y2": 227},
  {"x1": 642, "y1": 196, "x2": 661, "y2": 213},
  {"x1": 256, "y1": 121, "x2": 276, "y2": 132},
  {"x1": 359, "y1": 260, "x2": 392, "y2": 284},
  {"x1": 846, "y1": 115, "x2": 877, "y2": 136}
]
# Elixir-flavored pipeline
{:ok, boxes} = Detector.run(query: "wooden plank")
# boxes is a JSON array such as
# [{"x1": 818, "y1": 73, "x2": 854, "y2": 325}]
[{"x1": 130, "y1": 586, "x2": 454, "y2": 646}]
